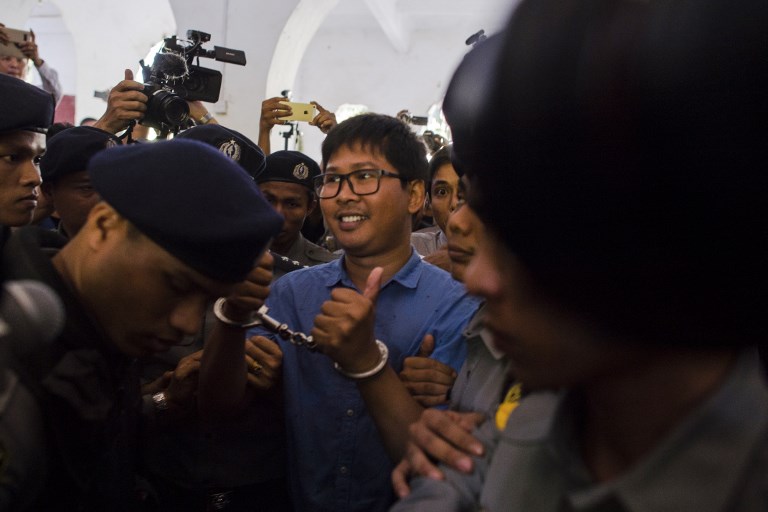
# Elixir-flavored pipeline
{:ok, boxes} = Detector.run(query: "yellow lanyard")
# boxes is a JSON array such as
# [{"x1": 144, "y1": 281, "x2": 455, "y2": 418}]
[{"x1": 495, "y1": 382, "x2": 522, "y2": 431}]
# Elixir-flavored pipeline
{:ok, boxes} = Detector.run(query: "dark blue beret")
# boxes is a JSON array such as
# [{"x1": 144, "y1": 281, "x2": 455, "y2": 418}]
[
  {"x1": 88, "y1": 139, "x2": 283, "y2": 283},
  {"x1": 175, "y1": 124, "x2": 266, "y2": 179},
  {"x1": 259, "y1": 150, "x2": 321, "y2": 192},
  {"x1": 0, "y1": 73, "x2": 55, "y2": 134},
  {"x1": 41, "y1": 126, "x2": 121, "y2": 182}
]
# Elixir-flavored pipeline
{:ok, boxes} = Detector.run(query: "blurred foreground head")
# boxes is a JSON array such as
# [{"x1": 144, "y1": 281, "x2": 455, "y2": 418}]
[{"x1": 445, "y1": 0, "x2": 768, "y2": 347}]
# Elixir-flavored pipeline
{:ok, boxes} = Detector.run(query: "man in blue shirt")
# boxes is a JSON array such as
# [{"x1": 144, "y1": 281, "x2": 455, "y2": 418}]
[{"x1": 200, "y1": 113, "x2": 478, "y2": 512}]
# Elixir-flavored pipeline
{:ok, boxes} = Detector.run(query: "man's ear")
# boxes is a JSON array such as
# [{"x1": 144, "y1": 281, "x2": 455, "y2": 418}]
[
  {"x1": 83, "y1": 202, "x2": 124, "y2": 249},
  {"x1": 407, "y1": 180, "x2": 426, "y2": 215}
]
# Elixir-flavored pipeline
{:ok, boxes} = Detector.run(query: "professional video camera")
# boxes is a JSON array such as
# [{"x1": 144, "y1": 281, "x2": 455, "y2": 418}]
[{"x1": 139, "y1": 29, "x2": 246, "y2": 132}]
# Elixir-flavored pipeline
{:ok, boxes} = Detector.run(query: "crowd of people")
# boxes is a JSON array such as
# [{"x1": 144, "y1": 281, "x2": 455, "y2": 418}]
[{"x1": 0, "y1": 0, "x2": 766, "y2": 510}]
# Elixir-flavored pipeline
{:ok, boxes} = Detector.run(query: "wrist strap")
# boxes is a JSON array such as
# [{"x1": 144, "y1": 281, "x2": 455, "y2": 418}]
[
  {"x1": 213, "y1": 297, "x2": 263, "y2": 328},
  {"x1": 334, "y1": 340, "x2": 389, "y2": 380}
]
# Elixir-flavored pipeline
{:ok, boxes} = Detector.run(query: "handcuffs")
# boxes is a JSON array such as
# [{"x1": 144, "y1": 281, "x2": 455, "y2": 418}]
[
  {"x1": 252, "y1": 304, "x2": 318, "y2": 351},
  {"x1": 213, "y1": 298, "x2": 317, "y2": 351}
]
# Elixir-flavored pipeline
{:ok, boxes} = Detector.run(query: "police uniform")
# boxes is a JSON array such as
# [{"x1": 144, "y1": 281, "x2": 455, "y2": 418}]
[
  {"x1": 2, "y1": 227, "x2": 145, "y2": 510},
  {"x1": 0, "y1": 139, "x2": 282, "y2": 511},
  {"x1": 0, "y1": 72, "x2": 55, "y2": 509},
  {"x1": 40, "y1": 126, "x2": 122, "y2": 237},
  {"x1": 0, "y1": 73, "x2": 55, "y2": 248},
  {"x1": 259, "y1": 150, "x2": 338, "y2": 280}
]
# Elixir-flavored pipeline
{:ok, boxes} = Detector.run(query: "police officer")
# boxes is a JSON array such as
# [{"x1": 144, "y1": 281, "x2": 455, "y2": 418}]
[
  {"x1": 0, "y1": 73, "x2": 54, "y2": 245},
  {"x1": 258, "y1": 150, "x2": 338, "y2": 279},
  {"x1": 0, "y1": 139, "x2": 283, "y2": 511},
  {"x1": 39, "y1": 125, "x2": 121, "y2": 237}
]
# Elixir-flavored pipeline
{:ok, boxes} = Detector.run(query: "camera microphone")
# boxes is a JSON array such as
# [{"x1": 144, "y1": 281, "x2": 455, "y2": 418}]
[
  {"x1": 151, "y1": 52, "x2": 189, "y2": 81},
  {"x1": 0, "y1": 280, "x2": 65, "y2": 361}
]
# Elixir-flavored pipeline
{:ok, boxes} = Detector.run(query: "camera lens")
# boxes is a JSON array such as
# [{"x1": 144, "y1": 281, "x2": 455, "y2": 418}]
[{"x1": 146, "y1": 88, "x2": 190, "y2": 128}]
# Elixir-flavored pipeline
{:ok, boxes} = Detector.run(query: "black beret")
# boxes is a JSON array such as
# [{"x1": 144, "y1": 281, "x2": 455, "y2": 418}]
[
  {"x1": 259, "y1": 150, "x2": 321, "y2": 191},
  {"x1": 175, "y1": 124, "x2": 266, "y2": 179},
  {"x1": 41, "y1": 126, "x2": 121, "y2": 182},
  {"x1": 0, "y1": 73, "x2": 55, "y2": 134},
  {"x1": 88, "y1": 139, "x2": 283, "y2": 283}
]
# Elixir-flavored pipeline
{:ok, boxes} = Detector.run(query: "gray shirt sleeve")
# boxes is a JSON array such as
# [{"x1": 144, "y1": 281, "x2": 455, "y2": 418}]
[
  {"x1": 389, "y1": 419, "x2": 500, "y2": 512},
  {"x1": 36, "y1": 61, "x2": 62, "y2": 105}
]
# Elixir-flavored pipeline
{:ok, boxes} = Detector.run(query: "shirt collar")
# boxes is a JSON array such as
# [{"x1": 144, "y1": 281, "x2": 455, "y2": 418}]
[
  {"x1": 322, "y1": 249, "x2": 423, "y2": 290},
  {"x1": 464, "y1": 304, "x2": 506, "y2": 360}
]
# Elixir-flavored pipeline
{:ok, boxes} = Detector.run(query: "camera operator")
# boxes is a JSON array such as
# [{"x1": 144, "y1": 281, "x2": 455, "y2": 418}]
[
  {"x1": 0, "y1": 22, "x2": 62, "y2": 105},
  {"x1": 257, "y1": 96, "x2": 336, "y2": 155},
  {"x1": 91, "y1": 69, "x2": 219, "y2": 141},
  {"x1": 92, "y1": 69, "x2": 148, "y2": 136}
]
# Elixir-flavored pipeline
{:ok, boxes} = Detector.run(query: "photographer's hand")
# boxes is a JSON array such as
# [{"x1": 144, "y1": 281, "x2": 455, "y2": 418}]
[
  {"x1": 310, "y1": 101, "x2": 337, "y2": 134},
  {"x1": 258, "y1": 96, "x2": 292, "y2": 155},
  {"x1": 188, "y1": 100, "x2": 218, "y2": 125},
  {"x1": 0, "y1": 24, "x2": 9, "y2": 45},
  {"x1": 18, "y1": 29, "x2": 43, "y2": 68},
  {"x1": 94, "y1": 69, "x2": 148, "y2": 135}
]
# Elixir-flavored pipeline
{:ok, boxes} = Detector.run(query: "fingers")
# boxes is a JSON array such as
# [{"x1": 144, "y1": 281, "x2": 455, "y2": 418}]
[
  {"x1": 260, "y1": 97, "x2": 292, "y2": 127},
  {"x1": 417, "y1": 333, "x2": 435, "y2": 357},
  {"x1": 223, "y1": 253, "x2": 274, "y2": 312},
  {"x1": 173, "y1": 350, "x2": 203, "y2": 380},
  {"x1": 400, "y1": 363, "x2": 454, "y2": 407},
  {"x1": 245, "y1": 336, "x2": 283, "y2": 389},
  {"x1": 391, "y1": 459, "x2": 413, "y2": 499},
  {"x1": 401, "y1": 356, "x2": 456, "y2": 377},
  {"x1": 392, "y1": 443, "x2": 445, "y2": 499},
  {"x1": 363, "y1": 266, "x2": 383, "y2": 303},
  {"x1": 409, "y1": 409, "x2": 485, "y2": 473},
  {"x1": 124, "y1": 68, "x2": 134, "y2": 81}
]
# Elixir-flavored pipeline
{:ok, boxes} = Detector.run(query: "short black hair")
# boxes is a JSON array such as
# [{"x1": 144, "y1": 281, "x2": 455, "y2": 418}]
[
  {"x1": 321, "y1": 113, "x2": 428, "y2": 183},
  {"x1": 451, "y1": 0, "x2": 768, "y2": 348},
  {"x1": 426, "y1": 145, "x2": 453, "y2": 198}
]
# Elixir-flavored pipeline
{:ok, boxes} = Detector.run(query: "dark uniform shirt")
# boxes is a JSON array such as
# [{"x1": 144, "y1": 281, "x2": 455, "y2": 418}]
[
  {"x1": 0, "y1": 227, "x2": 144, "y2": 511},
  {"x1": 272, "y1": 233, "x2": 338, "y2": 281}
]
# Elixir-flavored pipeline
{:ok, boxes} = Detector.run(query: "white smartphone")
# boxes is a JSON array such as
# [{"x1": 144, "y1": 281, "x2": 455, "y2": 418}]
[{"x1": 279, "y1": 101, "x2": 317, "y2": 122}]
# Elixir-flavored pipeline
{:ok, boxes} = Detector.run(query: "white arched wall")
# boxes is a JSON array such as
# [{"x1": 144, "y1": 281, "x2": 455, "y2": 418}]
[
  {"x1": 263, "y1": 0, "x2": 341, "y2": 155},
  {"x1": 264, "y1": 0, "x2": 340, "y2": 97},
  {"x1": 52, "y1": 0, "x2": 176, "y2": 122}
]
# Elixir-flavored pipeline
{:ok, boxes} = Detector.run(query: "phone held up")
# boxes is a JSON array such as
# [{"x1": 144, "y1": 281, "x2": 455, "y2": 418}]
[
  {"x1": 279, "y1": 101, "x2": 317, "y2": 122},
  {"x1": 0, "y1": 27, "x2": 32, "y2": 60}
]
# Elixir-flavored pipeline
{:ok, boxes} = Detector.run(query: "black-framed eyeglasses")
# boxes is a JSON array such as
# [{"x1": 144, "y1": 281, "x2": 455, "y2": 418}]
[{"x1": 313, "y1": 169, "x2": 407, "y2": 199}]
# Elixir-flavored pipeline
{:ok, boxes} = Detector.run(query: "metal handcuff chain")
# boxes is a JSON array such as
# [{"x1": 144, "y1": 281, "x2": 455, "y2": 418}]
[{"x1": 252, "y1": 304, "x2": 318, "y2": 351}]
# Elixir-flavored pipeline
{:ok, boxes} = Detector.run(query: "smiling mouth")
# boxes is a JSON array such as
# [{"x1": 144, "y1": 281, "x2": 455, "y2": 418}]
[{"x1": 340, "y1": 215, "x2": 367, "y2": 222}]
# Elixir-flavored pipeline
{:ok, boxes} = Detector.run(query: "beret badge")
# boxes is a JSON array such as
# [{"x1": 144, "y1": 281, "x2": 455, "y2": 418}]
[
  {"x1": 293, "y1": 163, "x2": 309, "y2": 180},
  {"x1": 219, "y1": 139, "x2": 242, "y2": 162}
]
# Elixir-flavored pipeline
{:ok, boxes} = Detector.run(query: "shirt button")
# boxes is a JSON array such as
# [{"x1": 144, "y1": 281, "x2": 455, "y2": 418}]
[
  {"x1": 346, "y1": 409, "x2": 355, "y2": 417},
  {"x1": 340, "y1": 466, "x2": 348, "y2": 474}
]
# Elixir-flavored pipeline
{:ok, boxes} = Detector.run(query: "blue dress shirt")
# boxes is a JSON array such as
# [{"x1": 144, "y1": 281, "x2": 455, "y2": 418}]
[{"x1": 248, "y1": 251, "x2": 480, "y2": 512}]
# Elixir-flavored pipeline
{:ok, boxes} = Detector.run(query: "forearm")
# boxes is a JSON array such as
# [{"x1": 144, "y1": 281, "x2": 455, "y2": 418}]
[
  {"x1": 36, "y1": 61, "x2": 62, "y2": 104},
  {"x1": 198, "y1": 322, "x2": 249, "y2": 422},
  {"x1": 357, "y1": 365, "x2": 424, "y2": 462},
  {"x1": 257, "y1": 126, "x2": 272, "y2": 156}
]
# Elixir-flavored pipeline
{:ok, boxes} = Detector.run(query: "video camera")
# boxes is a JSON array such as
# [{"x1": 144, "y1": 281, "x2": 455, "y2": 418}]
[{"x1": 139, "y1": 29, "x2": 246, "y2": 132}]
